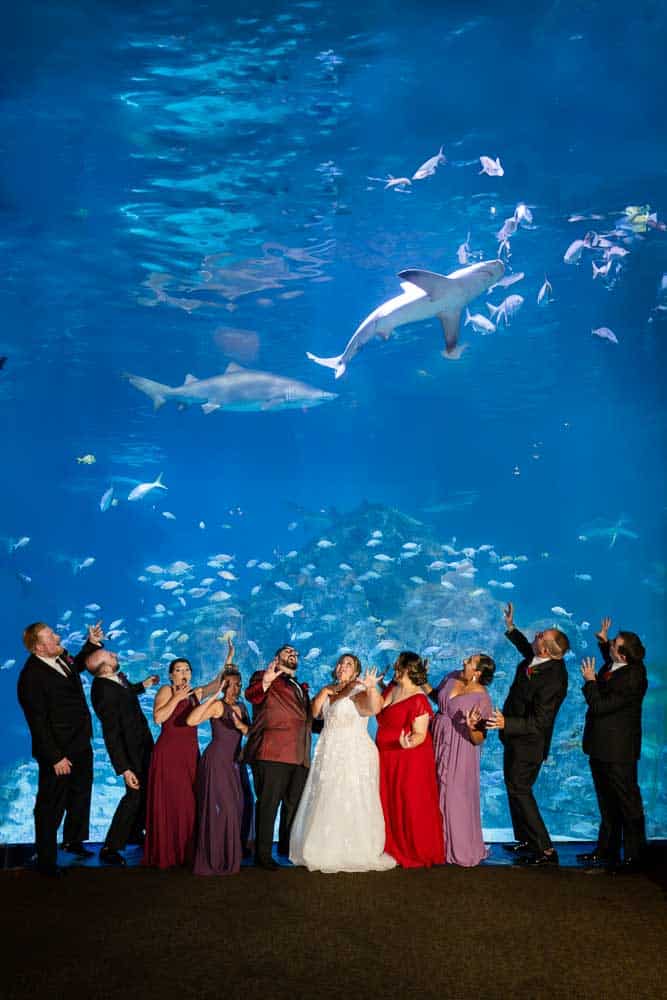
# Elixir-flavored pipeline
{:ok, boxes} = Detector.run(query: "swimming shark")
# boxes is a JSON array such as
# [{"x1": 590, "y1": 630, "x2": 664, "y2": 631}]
[
  {"x1": 124, "y1": 363, "x2": 337, "y2": 413},
  {"x1": 306, "y1": 259, "x2": 505, "y2": 379}
]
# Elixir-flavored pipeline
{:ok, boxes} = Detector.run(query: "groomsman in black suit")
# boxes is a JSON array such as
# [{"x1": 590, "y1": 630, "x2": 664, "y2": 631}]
[
  {"x1": 578, "y1": 617, "x2": 648, "y2": 872},
  {"x1": 487, "y1": 603, "x2": 569, "y2": 868},
  {"x1": 17, "y1": 620, "x2": 104, "y2": 875},
  {"x1": 86, "y1": 648, "x2": 158, "y2": 865}
]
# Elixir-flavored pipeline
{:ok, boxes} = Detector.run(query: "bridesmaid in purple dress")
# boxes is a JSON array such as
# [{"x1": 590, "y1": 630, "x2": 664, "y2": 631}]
[
  {"x1": 426, "y1": 654, "x2": 495, "y2": 867},
  {"x1": 187, "y1": 667, "x2": 250, "y2": 876}
]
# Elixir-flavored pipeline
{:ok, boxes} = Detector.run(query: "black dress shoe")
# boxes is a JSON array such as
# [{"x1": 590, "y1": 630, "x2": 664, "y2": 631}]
[
  {"x1": 255, "y1": 857, "x2": 279, "y2": 871},
  {"x1": 519, "y1": 850, "x2": 559, "y2": 868},
  {"x1": 502, "y1": 841, "x2": 532, "y2": 855},
  {"x1": 99, "y1": 847, "x2": 126, "y2": 867},
  {"x1": 62, "y1": 842, "x2": 94, "y2": 858}
]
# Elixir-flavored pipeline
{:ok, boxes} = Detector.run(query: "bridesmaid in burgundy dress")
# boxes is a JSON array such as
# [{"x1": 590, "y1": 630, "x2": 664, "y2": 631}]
[
  {"x1": 143, "y1": 646, "x2": 230, "y2": 869},
  {"x1": 376, "y1": 652, "x2": 445, "y2": 868},
  {"x1": 187, "y1": 667, "x2": 250, "y2": 876}
]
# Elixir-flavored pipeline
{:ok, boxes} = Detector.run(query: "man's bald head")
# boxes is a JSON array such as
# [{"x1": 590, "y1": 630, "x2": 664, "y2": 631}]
[{"x1": 86, "y1": 649, "x2": 117, "y2": 676}]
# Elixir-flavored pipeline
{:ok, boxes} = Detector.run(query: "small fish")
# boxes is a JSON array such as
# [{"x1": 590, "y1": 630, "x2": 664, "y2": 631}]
[
  {"x1": 376, "y1": 639, "x2": 401, "y2": 651},
  {"x1": 537, "y1": 276, "x2": 553, "y2": 305},
  {"x1": 314, "y1": 575, "x2": 327, "y2": 586},
  {"x1": 250, "y1": 585, "x2": 261, "y2": 596},
  {"x1": 275, "y1": 581, "x2": 292, "y2": 591},
  {"x1": 1, "y1": 659, "x2": 16, "y2": 671},
  {"x1": 154, "y1": 603, "x2": 166, "y2": 613},
  {"x1": 479, "y1": 155, "x2": 504, "y2": 177},
  {"x1": 470, "y1": 588, "x2": 485, "y2": 597},
  {"x1": 551, "y1": 606, "x2": 573, "y2": 618},
  {"x1": 304, "y1": 648, "x2": 321, "y2": 661},
  {"x1": 286, "y1": 550, "x2": 298, "y2": 559},
  {"x1": 499, "y1": 563, "x2": 518, "y2": 572},
  {"x1": 177, "y1": 634, "x2": 189, "y2": 643},
  {"x1": 428, "y1": 561, "x2": 447, "y2": 571},
  {"x1": 75, "y1": 557, "x2": 95, "y2": 573},
  {"x1": 188, "y1": 587, "x2": 208, "y2": 598},
  {"x1": 62, "y1": 610, "x2": 72, "y2": 622},
  {"x1": 209, "y1": 591, "x2": 231, "y2": 602},
  {"x1": 564, "y1": 239, "x2": 586, "y2": 264},
  {"x1": 592, "y1": 327, "x2": 619, "y2": 344},
  {"x1": 498, "y1": 581, "x2": 514, "y2": 589},
  {"x1": 575, "y1": 573, "x2": 592, "y2": 582},
  {"x1": 145, "y1": 565, "x2": 164, "y2": 574},
  {"x1": 199, "y1": 521, "x2": 206, "y2": 530},
  {"x1": 433, "y1": 618, "x2": 453, "y2": 628},
  {"x1": 99, "y1": 488, "x2": 114, "y2": 513},
  {"x1": 168, "y1": 561, "x2": 192, "y2": 575},
  {"x1": 247, "y1": 640, "x2": 261, "y2": 657},
  {"x1": 488, "y1": 272, "x2": 524, "y2": 292},
  {"x1": 162, "y1": 511, "x2": 177, "y2": 520},
  {"x1": 275, "y1": 603, "x2": 304, "y2": 618},
  {"x1": 373, "y1": 554, "x2": 394, "y2": 563},
  {"x1": 514, "y1": 203, "x2": 533, "y2": 226},
  {"x1": 246, "y1": 559, "x2": 258, "y2": 568},
  {"x1": 384, "y1": 175, "x2": 412, "y2": 190},
  {"x1": 127, "y1": 473, "x2": 167, "y2": 502},
  {"x1": 366, "y1": 539, "x2": 382, "y2": 547},
  {"x1": 76, "y1": 454, "x2": 96, "y2": 465},
  {"x1": 371, "y1": 530, "x2": 383, "y2": 538},
  {"x1": 464, "y1": 308, "x2": 496, "y2": 335},
  {"x1": 487, "y1": 294, "x2": 524, "y2": 327},
  {"x1": 287, "y1": 522, "x2": 298, "y2": 531},
  {"x1": 409, "y1": 576, "x2": 426, "y2": 584},
  {"x1": 440, "y1": 579, "x2": 456, "y2": 590},
  {"x1": 402, "y1": 542, "x2": 419, "y2": 550},
  {"x1": 10, "y1": 536, "x2": 30, "y2": 553},
  {"x1": 85, "y1": 603, "x2": 101, "y2": 612},
  {"x1": 166, "y1": 630, "x2": 180, "y2": 643},
  {"x1": 592, "y1": 259, "x2": 614, "y2": 279},
  {"x1": 293, "y1": 631, "x2": 313, "y2": 641},
  {"x1": 200, "y1": 578, "x2": 215, "y2": 586},
  {"x1": 339, "y1": 563, "x2": 354, "y2": 572},
  {"x1": 258, "y1": 561, "x2": 275, "y2": 571},
  {"x1": 150, "y1": 629, "x2": 168, "y2": 639},
  {"x1": 160, "y1": 581, "x2": 180, "y2": 591},
  {"x1": 413, "y1": 146, "x2": 446, "y2": 180},
  {"x1": 317, "y1": 539, "x2": 335, "y2": 548},
  {"x1": 579, "y1": 621, "x2": 591, "y2": 631},
  {"x1": 218, "y1": 570, "x2": 238, "y2": 581}
]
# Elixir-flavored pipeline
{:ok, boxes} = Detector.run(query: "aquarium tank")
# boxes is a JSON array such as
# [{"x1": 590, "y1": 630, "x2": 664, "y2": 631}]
[{"x1": 0, "y1": 0, "x2": 665, "y2": 842}]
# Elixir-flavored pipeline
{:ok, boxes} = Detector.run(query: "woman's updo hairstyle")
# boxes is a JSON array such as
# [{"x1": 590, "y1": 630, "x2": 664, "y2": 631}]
[
  {"x1": 168, "y1": 657, "x2": 192, "y2": 675},
  {"x1": 395, "y1": 651, "x2": 428, "y2": 687},
  {"x1": 475, "y1": 654, "x2": 496, "y2": 687}
]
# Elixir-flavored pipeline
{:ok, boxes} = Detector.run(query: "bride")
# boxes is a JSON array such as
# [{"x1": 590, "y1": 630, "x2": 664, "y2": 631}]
[{"x1": 289, "y1": 653, "x2": 396, "y2": 873}]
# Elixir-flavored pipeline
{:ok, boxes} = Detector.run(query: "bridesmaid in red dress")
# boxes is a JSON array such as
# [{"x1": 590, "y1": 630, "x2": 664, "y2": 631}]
[
  {"x1": 143, "y1": 644, "x2": 231, "y2": 869},
  {"x1": 376, "y1": 651, "x2": 445, "y2": 868}
]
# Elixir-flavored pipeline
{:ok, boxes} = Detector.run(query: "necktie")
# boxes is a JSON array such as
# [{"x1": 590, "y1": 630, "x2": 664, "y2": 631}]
[
  {"x1": 117, "y1": 671, "x2": 129, "y2": 688},
  {"x1": 56, "y1": 656, "x2": 73, "y2": 678}
]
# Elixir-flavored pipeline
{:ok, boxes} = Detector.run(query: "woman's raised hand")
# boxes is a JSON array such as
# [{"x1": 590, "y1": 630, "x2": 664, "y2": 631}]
[{"x1": 361, "y1": 667, "x2": 381, "y2": 689}]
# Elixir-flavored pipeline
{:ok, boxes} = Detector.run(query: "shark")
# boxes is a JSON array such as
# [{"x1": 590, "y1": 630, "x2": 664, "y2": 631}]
[
  {"x1": 306, "y1": 259, "x2": 505, "y2": 379},
  {"x1": 124, "y1": 363, "x2": 337, "y2": 414}
]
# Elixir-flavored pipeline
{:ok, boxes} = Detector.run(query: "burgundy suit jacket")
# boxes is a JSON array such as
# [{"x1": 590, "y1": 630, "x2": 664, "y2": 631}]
[{"x1": 244, "y1": 671, "x2": 313, "y2": 767}]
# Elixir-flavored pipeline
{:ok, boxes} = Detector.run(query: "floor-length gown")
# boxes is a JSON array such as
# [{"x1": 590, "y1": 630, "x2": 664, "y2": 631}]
[
  {"x1": 290, "y1": 684, "x2": 396, "y2": 873},
  {"x1": 432, "y1": 673, "x2": 492, "y2": 867},
  {"x1": 376, "y1": 691, "x2": 445, "y2": 868},
  {"x1": 193, "y1": 704, "x2": 244, "y2": 876},
  {"x1": 143, "y1": 694, "x2": 199, "y2": 869}
]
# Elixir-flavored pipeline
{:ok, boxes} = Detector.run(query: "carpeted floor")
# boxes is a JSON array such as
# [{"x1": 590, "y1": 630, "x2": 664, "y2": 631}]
[{"x1": 3, "y1": 859, "x2": 666, "y2": 1000}]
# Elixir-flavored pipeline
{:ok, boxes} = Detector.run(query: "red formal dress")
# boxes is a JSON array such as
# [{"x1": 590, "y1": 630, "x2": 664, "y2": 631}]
[
  {"x1": 143, "y1": 695, "x2": 199, "y2": 869},
  {"x1": 376, "y1": 692, "x2": 445, "y2": 868}
]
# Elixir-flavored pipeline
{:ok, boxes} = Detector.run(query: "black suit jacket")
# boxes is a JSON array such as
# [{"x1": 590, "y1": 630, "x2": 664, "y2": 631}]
[
  {"x1": 17, "y1": 642, "x2": 99, "y2": 765},
  {"x1": 582, "y1": 639, "x2": 647, "y2": 762},
  {"x1": 90, "y1": 675, "x2": 154, "y2": 775},
  {"x1": 500, "y1": 628, "x2": 569, "y2": 762}
]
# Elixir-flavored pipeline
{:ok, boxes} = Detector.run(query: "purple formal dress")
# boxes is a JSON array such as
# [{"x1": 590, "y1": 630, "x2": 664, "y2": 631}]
[
  {"x1": 432, "y1": 673, "x2": 492, "y2": 867},
  {"x1": 193, "y1": 704, "x2": 245, "y2": 876}
]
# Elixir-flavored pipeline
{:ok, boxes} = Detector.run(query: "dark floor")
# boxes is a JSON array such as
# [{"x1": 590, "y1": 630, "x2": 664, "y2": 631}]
[{"x1": 2, "y1": 842, "x2": 666, "y2": 1000}]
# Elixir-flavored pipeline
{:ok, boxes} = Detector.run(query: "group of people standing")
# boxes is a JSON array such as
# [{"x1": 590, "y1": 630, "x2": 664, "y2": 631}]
[{"x1": 16, "y1": 602, "x2": 648, "y2": 877}]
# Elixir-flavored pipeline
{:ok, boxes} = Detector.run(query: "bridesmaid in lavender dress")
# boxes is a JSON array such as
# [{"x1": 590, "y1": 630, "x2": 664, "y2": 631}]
[
  {"x1": 187, "y1": 668, "x2": 250, "y2": 876},
  {"x1": 425, "y1": 654, "x2": 495, "y2": 867}
]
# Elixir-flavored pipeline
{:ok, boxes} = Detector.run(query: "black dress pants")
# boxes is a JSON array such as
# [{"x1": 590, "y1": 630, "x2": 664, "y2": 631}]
[
  {"x1": 105, "y1": 746, "x2": 152, "y2": 851},
  {"x1": 251, "y1": 761, "x2": 308, "y2": 862},
  {"x1": 503, "y1": 746, "x2": 553, "y2": 853},
  {"x1": 590, "y1": 758, "x2": 646, "y2": 861},
  {"x1": 34, "y1": 747, "x2": 93, "y2": 869}
]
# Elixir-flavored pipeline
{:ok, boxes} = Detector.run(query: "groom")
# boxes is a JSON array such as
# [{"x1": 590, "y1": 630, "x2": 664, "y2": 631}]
[{"x1": 244, "y1": 645, "x2": 313, "y2": 870}]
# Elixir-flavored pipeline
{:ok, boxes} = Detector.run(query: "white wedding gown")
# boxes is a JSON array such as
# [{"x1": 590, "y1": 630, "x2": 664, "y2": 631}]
[{"x1": 289, "y1": 684, "x2": 396, "y2": 873}]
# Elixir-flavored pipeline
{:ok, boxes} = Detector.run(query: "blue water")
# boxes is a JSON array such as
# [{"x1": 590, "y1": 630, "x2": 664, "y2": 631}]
[{"x1": 1, "y1": 0, "x2": 665, "y2": 841}]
